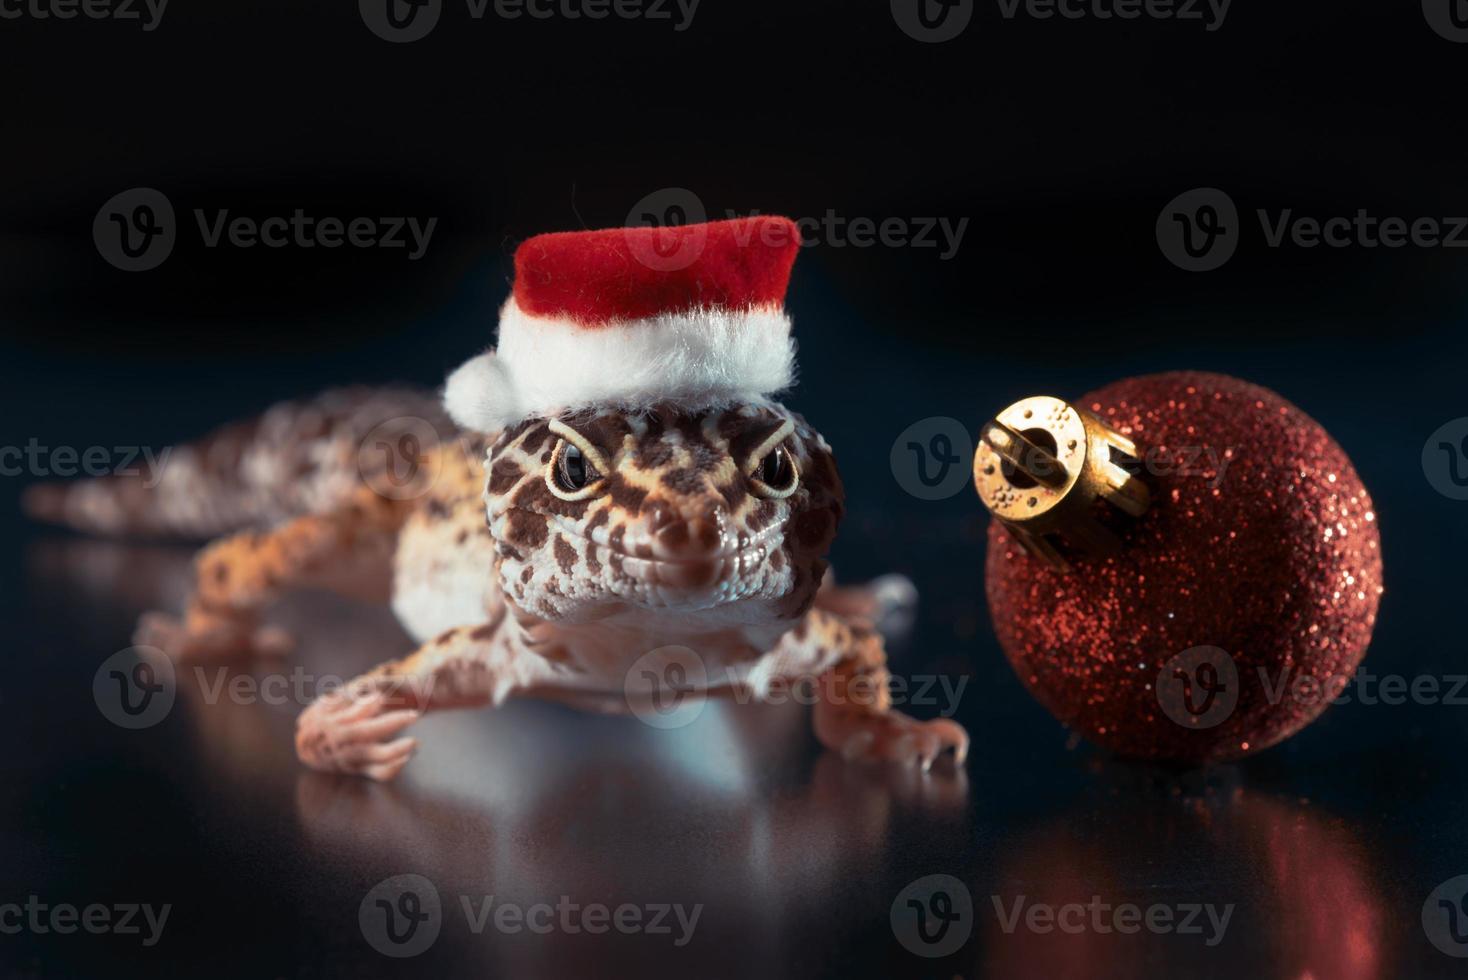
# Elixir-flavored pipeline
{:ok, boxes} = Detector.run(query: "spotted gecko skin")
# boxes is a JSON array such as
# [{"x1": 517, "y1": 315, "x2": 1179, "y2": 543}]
[{"x1": 38, "y1": 390, "x2": 969, "y2": 781}]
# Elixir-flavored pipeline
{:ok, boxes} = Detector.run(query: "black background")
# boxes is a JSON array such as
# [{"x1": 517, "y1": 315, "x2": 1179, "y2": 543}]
[{"x1": 5, "y1": 0, "x2": 1468, "y2": 977}]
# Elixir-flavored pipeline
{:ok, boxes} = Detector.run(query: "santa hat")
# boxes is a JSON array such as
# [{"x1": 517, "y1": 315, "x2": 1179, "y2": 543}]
[{"x1": 444, "y1": 215, "x2": 803, "y2": 432}]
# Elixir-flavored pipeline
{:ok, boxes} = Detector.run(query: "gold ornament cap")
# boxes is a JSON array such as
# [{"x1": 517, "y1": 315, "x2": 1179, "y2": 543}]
[{"x1": 973, "y1": 395, "x2": 1151, "y2": 569}]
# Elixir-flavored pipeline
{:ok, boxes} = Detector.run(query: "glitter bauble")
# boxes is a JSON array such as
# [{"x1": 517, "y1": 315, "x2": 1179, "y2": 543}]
[{"x1": 978, "y1": 371, "x2": 1383, "y2": 763}]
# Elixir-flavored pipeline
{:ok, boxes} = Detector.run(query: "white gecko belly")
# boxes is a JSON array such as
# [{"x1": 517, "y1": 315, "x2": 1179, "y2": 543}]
[
  {"x1": 516, "y1": 609, "x2": 807, "y2": 699},
  {"x1": 391, "y1": 511, "x2": 499, "y2": 644}
]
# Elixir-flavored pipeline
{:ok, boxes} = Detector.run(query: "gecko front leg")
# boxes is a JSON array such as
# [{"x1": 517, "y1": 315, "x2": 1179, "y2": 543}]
[
  {"x1": 761, "y1": 610, "x2": 969, "y2": 771},
  {"x1": 295, "y1": 611, "x2": 519, "y2": 781},
  {"x1": 137, "y1": 485, "x2": 408, "y2": 660}
]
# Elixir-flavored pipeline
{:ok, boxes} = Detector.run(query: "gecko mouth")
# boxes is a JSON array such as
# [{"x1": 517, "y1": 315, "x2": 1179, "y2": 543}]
[
  {"x1": 616, "y1": 549, "x2": 765, "y2": 593},
  {"x1": 552, "y1": 517, "x2": 784, "y2": 595}
]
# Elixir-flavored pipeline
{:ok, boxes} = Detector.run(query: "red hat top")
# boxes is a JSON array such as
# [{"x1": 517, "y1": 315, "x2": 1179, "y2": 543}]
[
  {"x1": 445, "y1": 216, "x2": 804, "y2": 431},
  {"x1": 511, "y1": 216, "x2": 801, "y2": 325}
]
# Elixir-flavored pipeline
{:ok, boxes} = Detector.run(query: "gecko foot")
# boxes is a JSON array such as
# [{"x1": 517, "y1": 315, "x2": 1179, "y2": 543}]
[
  {"x1": 815, "y1": 573, "x2": 918, "y2": 639},
  {"x1": 816, "y1": 708, "x2": 969, "y2": 772},
  {"x1": 296, "y1": 688, "x2": 421, "y2": 782}
]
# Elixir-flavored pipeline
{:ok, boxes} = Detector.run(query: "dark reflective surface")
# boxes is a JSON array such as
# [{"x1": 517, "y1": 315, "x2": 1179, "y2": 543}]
[
  {"x1": 9, "y1": 266, "x2": 1468, "y2": 976},
  {"x1": 9, "y1": 259, "x2": 1468, "y2": 976},
  {"x1": 6, "y1": 459, "x2": 1465, "y2": 980}
]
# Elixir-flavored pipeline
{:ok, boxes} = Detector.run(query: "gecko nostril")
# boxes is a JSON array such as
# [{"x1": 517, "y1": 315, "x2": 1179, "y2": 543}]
[
  {"x1": 690, "y1": 516, "x2": 722, "y2": 552},
  {"x1": 644, "y1": 500, "x2": 678, "y2": 532},
  {"x1": 657, "y1": 520, "x2": 690, "y2": 551},
  {"x1": 654, "y1": 518, "x2": 718, "y2": 557},
  {"x1": 648, "y1": 503, "x2": 731, "y2": 559}
]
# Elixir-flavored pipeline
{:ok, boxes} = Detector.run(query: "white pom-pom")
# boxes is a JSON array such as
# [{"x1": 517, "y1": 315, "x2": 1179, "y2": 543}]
[{"x1": 443, "y1": 352, "x2": 518, "y2": 432}]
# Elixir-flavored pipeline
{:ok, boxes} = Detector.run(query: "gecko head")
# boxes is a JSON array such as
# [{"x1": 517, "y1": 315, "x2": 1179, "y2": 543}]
[{"x1": 482, "y1": 402, "x2": 843, "y2": 625}]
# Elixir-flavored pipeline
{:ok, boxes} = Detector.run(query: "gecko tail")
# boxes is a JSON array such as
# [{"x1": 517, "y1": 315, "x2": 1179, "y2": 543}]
[
  {"x1": 22, "y1": 472, "x2": 191, "y2": 539},
  {"x1": 22, "y1": 386, "x2": 455, "y2": 541}
]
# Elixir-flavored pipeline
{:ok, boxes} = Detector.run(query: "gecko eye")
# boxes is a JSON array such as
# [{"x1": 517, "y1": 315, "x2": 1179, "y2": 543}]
[
  {"x1": 548, "y1": 438, "x2": 604, "y2": 500},
  {"x1": 750, "y1": 444, "x2": 799, "y2": 499}
]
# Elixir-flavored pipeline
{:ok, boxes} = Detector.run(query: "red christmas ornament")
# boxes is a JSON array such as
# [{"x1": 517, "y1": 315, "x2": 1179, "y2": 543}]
[{"x1": 975, "y1": 371, "x2": 1383, "y2": 763}]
